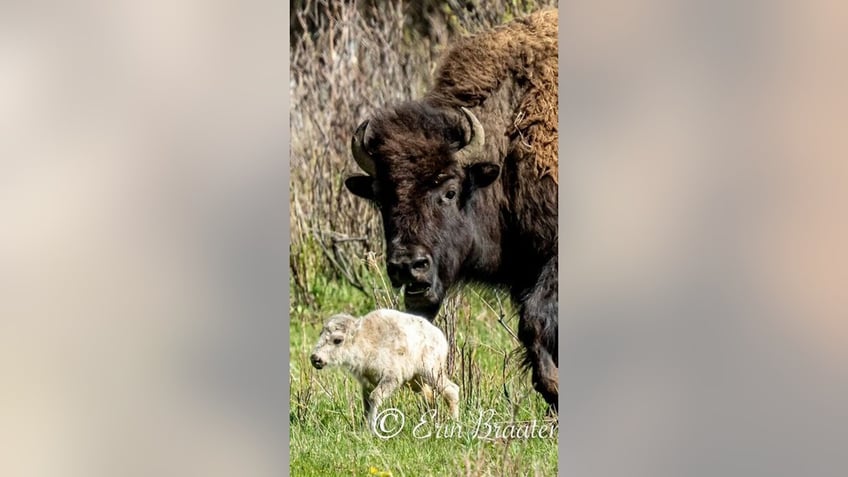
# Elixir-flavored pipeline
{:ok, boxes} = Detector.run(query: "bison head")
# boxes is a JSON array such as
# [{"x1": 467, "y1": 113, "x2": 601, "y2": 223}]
[{"x1": 344, "y1": 104, "x2": 501, "y2": 319}]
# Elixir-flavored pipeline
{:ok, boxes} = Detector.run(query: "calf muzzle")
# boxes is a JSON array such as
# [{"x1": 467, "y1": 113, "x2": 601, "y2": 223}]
[{"x1": 310, "y1": 354, "x2": 325, "y2": 369}]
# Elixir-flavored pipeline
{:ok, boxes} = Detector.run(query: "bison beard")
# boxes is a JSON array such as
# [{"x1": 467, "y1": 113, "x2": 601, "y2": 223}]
[{"x1": 343, "y1": 9, "x2": 559, "y2": 409}]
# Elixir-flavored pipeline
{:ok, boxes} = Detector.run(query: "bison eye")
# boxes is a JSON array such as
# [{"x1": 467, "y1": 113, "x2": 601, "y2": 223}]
[
  {"x1": 444, "y1": 190, "x2": 456, "y2": 201},
  {"x1": 332, "y1": 337, "x2": 343, "y2": 345}
]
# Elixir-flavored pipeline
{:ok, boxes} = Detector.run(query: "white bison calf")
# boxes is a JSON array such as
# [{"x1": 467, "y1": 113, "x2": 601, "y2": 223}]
[{"x1": 310, "y1": 308, "x2": 460, "y2": 432}]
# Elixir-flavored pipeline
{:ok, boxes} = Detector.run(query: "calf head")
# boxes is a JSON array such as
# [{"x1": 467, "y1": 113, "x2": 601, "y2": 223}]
[{"x1": 310, "y1": 313, "x2": 357, "y2": 369}]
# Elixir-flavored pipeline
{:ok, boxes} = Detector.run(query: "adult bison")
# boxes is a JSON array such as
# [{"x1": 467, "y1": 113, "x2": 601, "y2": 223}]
[{"x1": 344, "y1": 9, "x2": 558, "y2": 408}]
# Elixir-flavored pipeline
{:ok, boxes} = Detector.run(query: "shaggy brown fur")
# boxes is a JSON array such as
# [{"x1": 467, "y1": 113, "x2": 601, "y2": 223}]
[{"x1": 426, "y1": 9, "x2": 558, "y2": 183}]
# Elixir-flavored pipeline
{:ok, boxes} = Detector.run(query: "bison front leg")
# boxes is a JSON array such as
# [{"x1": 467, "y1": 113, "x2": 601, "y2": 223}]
[{"x1": 517, "y1": 256, "x2": 559, "y2": 410}]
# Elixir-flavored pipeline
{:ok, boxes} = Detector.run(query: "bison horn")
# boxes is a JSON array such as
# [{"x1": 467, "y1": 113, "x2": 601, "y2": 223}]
[
  {"x1": 454, "y1": 107, "x2": 486, "y2": 166},
  {"x1": 351, "y1": 120, "x2": 377, "y2": 176}
]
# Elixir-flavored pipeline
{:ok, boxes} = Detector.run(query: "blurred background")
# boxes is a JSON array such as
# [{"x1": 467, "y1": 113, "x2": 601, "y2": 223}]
[
  {"x1": 1, "y1": 1, "x2": 287, "y2": 476},
  {"x1": 558, "y1": 1, "x2": 847, "y2": 476}
]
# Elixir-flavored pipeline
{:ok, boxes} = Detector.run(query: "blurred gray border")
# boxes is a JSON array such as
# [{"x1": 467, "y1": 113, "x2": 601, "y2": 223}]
[
  {"x1": 282, "y1": 1, "x2": 292, "y2": 474},
  {"x1": 556, "y1": 6, "x2": 565, "y2": 461}
]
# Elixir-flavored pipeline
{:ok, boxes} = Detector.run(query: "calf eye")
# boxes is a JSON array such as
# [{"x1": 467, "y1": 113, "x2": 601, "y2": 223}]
[{"x1": 332, "y1": 337, "x2": 343, "y2": 345}]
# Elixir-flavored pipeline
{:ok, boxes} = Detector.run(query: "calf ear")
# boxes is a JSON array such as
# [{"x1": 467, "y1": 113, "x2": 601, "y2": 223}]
[
  {"x1": 345, "y1": 175, "x2": 375, "y2": 200},
  {"x1": 467, "y1": 162, "x2": 500, "y2": 189}
]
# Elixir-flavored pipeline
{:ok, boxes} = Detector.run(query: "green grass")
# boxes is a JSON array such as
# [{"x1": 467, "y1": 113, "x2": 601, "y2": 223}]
[{"x1": 289, "y1": 269, "x2": 558, "y2": 477}]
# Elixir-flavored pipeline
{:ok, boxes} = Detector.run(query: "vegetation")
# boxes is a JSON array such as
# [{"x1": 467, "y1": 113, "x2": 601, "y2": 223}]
[
  {"x1": 290, "y1": 276, "x2": 558, "y2": 476},
  {"x1": 290, "y1": 1, "x2": 558, "y2": 475}
]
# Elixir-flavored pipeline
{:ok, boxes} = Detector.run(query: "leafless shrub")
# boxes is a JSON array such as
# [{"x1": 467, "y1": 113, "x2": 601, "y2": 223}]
[
  {"x1": 459, "y1": 339, "x2": 483, "y2": 408},
  {"x1": 439, "y1": 293, "x2": 460, "y2": 375},
  {"x1": 290, "y1": 0, "x2": 437, "y2": 304}
]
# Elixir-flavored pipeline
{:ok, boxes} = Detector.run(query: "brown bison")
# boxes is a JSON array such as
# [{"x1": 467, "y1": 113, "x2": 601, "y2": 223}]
[{"x1": 344, "y1": 9, "x2": 558, "y2": 408}]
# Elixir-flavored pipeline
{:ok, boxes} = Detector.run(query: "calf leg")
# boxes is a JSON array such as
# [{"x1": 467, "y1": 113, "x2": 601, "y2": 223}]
[
  {"x1": 424, "y1": 371, "x2": 460, "y2": 419},
  {"x1": 409, "y1": 375, "x2": 435, "y2": 405},
  {"x1": 360, "y1": 384, "x2": 374, "y2": 428},
  {"x1": 518, "y1": 256, "x2": 559, "y2": 410},
  {"x1": 367, "y1": 375, "x2": 402, "y2": 433},
  {"x1": 435, "y1": 376, "x2": 460, "y2": 419}
]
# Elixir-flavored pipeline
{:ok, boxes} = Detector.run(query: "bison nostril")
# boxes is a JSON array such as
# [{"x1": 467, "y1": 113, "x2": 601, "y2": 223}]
[{"x1": 387, "y1": 248, "x2": 431, "y2": 285}]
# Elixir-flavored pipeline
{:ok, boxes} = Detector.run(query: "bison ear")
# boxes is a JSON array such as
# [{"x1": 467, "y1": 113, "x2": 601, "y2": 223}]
[
  {"x1": 467, "y1": 162, "x2": 500, "y2": 189},
  {"x1": 345, "y1": 175, "x2": 375, "y2": 200}
]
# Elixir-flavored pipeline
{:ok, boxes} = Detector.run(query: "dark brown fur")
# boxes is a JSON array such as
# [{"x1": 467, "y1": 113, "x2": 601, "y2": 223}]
[{"x1": 345, "y1": 9, "x2": 559, "y2": 408}]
